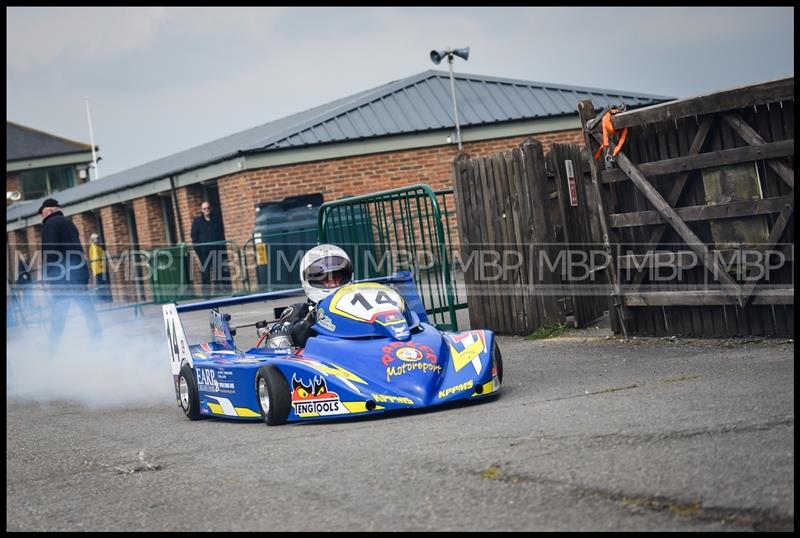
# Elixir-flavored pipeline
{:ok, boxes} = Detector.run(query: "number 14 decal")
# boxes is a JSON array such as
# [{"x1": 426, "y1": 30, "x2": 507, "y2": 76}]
[
  {"x1": 350, "y1": 290, "x2": 399, "y2": 310},
  {"x1": 332, "y1": 286, "x2": 405, "y2": 322}
]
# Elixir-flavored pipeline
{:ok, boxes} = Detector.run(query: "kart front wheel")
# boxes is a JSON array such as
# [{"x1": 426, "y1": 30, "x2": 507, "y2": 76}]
[
  {"x1": 255, "y1": 365, "x2": 291, "y2": 426},
  {"x1": 178, "y1": 364, "x2": 202, "y2": 420},
  {"x1": 493, "y1": 341, "x2": 504, "y2": 384}
]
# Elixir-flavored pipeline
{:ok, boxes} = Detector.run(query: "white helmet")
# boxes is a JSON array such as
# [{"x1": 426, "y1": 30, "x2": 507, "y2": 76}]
[{"x1": 300, "y1": 244, "x2": 353, "y2": 304}]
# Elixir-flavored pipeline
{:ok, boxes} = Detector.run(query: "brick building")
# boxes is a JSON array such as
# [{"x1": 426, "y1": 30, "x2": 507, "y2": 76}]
[
  {"x1": 6, "y1": 70, "x2": 669, "y2": 301},
  {"x1": 6, "y1": 122, "x2": 98, "y2": 283},
  {"x1": 6, "y1": 122, "x2": 97, "y2": 205}
]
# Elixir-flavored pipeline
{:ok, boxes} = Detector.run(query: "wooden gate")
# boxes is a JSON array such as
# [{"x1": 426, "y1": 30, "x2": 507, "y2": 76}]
[
  {"x1": 451, "y1": 138, "x2": 607, "y2": 335},
  {"x1": 549, "y1": 144, "x2": 608, "y2": 328},
  {"x1": 579, "y1": 77, "x2": 794, "y2": 337}
]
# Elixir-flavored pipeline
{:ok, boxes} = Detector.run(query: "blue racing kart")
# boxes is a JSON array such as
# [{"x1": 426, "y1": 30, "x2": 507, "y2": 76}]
[{"x1": 163, "y1": 272, "x2": 502, "y2": 426}]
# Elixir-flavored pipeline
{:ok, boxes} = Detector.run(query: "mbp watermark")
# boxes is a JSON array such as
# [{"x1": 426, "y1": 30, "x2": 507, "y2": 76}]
[{"x1": 7, "y1": 241, "x2": 791, "y2": 299}]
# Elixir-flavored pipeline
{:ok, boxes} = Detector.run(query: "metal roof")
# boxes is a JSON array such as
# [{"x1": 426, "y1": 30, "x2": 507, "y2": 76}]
[
  {"x1": 6, "y1": 121, "x2": 93, "y2": 162},
  {"x1": 261, "y1": 71, "x2": 671, "y2": 149},
  {"x1": 6, "y1": 70, "x2": 672, "y2": 222}
]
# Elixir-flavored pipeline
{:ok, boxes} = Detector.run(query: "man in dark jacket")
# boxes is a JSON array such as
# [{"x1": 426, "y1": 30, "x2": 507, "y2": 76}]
[
  {"x1": 190, "y1": 201, "x2": 226, "y2": 297},
  {"x1": 39, "y1": 198, "x2": 102, "y2": 347}
]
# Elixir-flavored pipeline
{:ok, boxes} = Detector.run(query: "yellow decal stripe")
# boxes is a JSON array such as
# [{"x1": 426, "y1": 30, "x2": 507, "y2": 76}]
[
  {"x1": 470, "y1": 380, "x2": 496, "y2": 398},
  {"x1": 300, "y1": 360, "x2": 368, "y2": 385},
  {"x1": 343, "y1": 401, "x2": 368, "y2": 413},
  {"x1": 208, "y1": 402, "x2": 224, "y2": 414},
  {"x1": 342, "y1": 401, "x2": 384, "y2": 413},
  {"x1": 450, "y1": 337, "x2": 486, "y2": 373},
  {"x1": 235, "y1": 407, "x2": 260, "y2": 417}
]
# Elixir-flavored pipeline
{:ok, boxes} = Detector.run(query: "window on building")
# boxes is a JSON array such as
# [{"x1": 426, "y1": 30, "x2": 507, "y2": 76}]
[
  {"x1": 20, "y1": 166, "x2": 77, "y2": 199},
  {"x1": 20, "y1": 170, "x2": 47, "y2": 200},
  {"x1": 48, "y1": 166, "x2": 75, "y2": 192}
]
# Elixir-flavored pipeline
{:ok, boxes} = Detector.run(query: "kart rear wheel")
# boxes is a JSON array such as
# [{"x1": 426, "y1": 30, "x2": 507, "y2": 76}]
[
  {"x1": 493, "y1": 341, "x2": 504, "y2": 384},
  {"x1": 178, "y1": 364, "x2": 202, "y2": 420},
  {"x1": 255, "y1": 365, "x2": 291, "y2": 426}
]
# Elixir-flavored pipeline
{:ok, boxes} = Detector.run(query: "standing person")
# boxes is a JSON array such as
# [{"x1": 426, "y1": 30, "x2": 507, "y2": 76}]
[
  {"x1": 38, "y1": 198, "x2": 102, "y2": 347},
  {"x1": 88, "y1": 233, "x2": 112, "y2": 302},
  {"x1": 190, "y1": 201, "x2": 225, "y2": 297}
]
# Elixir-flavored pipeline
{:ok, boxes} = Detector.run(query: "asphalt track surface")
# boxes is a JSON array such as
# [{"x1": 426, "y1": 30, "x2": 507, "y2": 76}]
[{"x1": 6, "y1": 302, "x2": 795, "y2": 531}]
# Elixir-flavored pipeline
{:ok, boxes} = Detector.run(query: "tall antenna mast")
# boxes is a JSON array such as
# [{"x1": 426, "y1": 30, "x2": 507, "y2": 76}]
[{"x1": 84, "y1": 97, "x2": 100, "y2": 180}]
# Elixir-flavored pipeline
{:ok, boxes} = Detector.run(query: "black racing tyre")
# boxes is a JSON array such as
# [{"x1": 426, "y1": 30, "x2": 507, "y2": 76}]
[
  {"x1": 255, "y1": 365, "x2": 291, "y2": 426},
  {"x1": 178, "y1": 364, "x2": 202, "y2": 420},
  {"x1": 493, "y1": 340, "x2": 504, "y2": 384}
]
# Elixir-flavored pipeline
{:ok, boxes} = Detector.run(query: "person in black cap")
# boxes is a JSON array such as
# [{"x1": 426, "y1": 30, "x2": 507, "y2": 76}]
[{"x1": 38, "y1": 198, "x2": 102, "y2": 347}]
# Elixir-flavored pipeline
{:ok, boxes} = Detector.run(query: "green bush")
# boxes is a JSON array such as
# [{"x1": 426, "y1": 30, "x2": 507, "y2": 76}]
[{"x1": 528, "y1": 323, "x2": 570, "y2": 340}]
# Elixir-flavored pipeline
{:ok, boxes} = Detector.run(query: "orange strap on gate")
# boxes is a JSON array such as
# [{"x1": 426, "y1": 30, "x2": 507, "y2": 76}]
[{"x1": 593, "y1": 107, "x2": 628, "y2": 160}]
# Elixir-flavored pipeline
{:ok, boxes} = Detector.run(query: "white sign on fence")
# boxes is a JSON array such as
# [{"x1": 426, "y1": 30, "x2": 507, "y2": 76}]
[{"x1": 565, "y1": 159, "x2": 578, "y2": 207}]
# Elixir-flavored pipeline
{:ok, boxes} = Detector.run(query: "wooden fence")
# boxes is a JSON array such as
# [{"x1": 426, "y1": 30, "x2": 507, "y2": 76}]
[
  {"x1": 548, "y1": 143, "x2": 608, "y2": 328},
  {"x1": 451, "y1": 138, "x2": 606, "y2": 335},
  {"x1": 579, "y1": 76, "x2": 794, "y2": 337}
]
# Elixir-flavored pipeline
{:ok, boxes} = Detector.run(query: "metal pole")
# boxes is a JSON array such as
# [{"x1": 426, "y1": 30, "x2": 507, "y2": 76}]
[
  {"x1": 446, "y1": 53, "x2": 462, "y2": 151},
  {"x1": 84, "y1": 97, "x2": 100, "y2": 180}
]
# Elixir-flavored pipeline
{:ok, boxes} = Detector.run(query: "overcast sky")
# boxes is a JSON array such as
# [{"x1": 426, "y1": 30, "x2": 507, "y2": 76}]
[{"x1": 6, "y1": 6, "x2": 794, "y2": 178}]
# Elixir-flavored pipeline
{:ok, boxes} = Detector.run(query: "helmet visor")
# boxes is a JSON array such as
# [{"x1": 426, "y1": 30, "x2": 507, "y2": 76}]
[{"x1": 304, "y1": 255, "x2": 353, "y2": 290}]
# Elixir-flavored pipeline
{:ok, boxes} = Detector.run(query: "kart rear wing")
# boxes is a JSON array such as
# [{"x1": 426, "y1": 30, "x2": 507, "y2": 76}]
[{"x1": 173, "y1": 270, "x2": 428, "y2": 322}]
